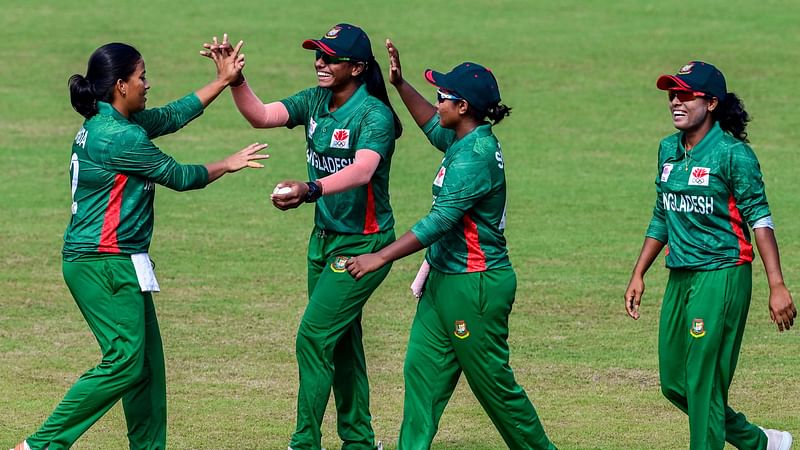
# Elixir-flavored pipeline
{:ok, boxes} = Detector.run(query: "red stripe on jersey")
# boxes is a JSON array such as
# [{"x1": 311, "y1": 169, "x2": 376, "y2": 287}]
[
  {"x1": 463, "y1": 213, "x2": 486, "y2": 272},
  {"x1": 362, "y1": 182, "x2": 379, "y2": 234},
  {"x1": 98, "y1": 174, "x2": 128, "y2": 253},
  {"x1": 727, "y1": 193, "x2": 753, "y2": 264}
]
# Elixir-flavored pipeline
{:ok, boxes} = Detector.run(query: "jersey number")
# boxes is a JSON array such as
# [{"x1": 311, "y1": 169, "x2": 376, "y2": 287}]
[{"x1": 70, "y1": 153, "x2": 79, "y2": 215}]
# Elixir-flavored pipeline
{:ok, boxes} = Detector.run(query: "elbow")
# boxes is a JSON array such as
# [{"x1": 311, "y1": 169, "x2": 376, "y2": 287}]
[
  {"x1": 245, "y1": 116, "x2": 269, "y2": 129},
  {"x1": 354, "y1": 171, "x2": 374, "y2": 187}
]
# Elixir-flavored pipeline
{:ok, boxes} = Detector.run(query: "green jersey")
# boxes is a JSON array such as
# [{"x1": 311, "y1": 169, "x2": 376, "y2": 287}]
[
  {"x1": 281, "y1": 84, "x2": 396, "y2": 234},
  {"x1": 63, "y1": 94, "x2": 209, "y2": 260},
  {"x1": 645, "y1": 122, "x2": 770, "y2": 270},
  {"x1": 411, "y1": 117, "x2": 510, "y2": 274}
]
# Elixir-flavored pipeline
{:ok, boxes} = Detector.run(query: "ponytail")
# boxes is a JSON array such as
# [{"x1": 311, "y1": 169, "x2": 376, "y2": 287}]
[
  {"x1": 713, "y1": 92, "x2": 750, "y2": 142},
  {"x1": 468, "y1": 102, "x2": 512, "y2": 126},
  {"x1": 68, "y1": 74, "x2": 98, "y2": 119},
  {"x1": 485, "y1": 103, "x2": 512, "y2": 125},
  {"x1": 69, "y1": 43, "x2": 141, "y2": 119},
  {"x1": 360, "y1": 57, "x2": 403, "y2": 139}
]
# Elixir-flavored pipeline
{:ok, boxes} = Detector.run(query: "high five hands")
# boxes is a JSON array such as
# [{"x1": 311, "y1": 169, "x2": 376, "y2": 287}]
[{"x1": 200, "y1": 33, "x2": 245, "y2": 86}]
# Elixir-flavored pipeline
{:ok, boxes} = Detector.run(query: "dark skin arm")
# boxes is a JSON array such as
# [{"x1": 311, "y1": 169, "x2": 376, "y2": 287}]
[
  {"x1": 345, "y1": 231, "x2": 425, "y2": 280},
  {"x1": 623, "y1": 237, "x2": 666, "y2": 320},
  {"x1": 754, "y1": 227, "x2": 797, "y2": 332},
  {"x1": 385, "y1": 39, "x2": 436, "y2": 127}
]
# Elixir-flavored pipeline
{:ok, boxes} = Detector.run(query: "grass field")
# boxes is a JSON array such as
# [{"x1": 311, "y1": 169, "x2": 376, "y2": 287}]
[{"x1": 2, "y1": 0, "x2": 799, "y2": 448}]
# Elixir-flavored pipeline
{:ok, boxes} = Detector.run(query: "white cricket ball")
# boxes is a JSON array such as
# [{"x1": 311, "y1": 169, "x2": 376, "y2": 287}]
[{"x1": 273, "y1": 185, "x2": 292, "y2": 195}]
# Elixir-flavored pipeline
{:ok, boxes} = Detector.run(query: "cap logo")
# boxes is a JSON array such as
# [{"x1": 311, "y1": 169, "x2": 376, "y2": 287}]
[
  {"x1": 678, "y1": 63, "x2": 693, "y2": 75},
  {"x1": 325, "y1": 26, "x2": 341, "y2": 39}
]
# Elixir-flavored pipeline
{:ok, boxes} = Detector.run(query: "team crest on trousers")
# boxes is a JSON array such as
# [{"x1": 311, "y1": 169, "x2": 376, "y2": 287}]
[
  {"x1": 690, "y1": 318, "x2": 706, "y2": 338},
  {"x1": 331, "y1": 256, "x2": 349, "y2": 273},
  {"x1": 454, "y1": 320, "x2": 470, "y2": 339}
]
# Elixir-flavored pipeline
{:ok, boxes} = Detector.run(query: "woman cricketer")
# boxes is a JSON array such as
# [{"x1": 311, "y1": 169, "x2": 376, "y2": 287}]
[
  {"x1": 10, "y1": 42, "x2": 267, "y2": 450},
  {"x1": 203, "y1": 24, "x2": 402, "y2": 450},
  {"x1": 345, "y1": 40, "x2": 558, "y2": 450},
  {"x1": 624, "y1": 61, "x2": 796, "y2": 450}
]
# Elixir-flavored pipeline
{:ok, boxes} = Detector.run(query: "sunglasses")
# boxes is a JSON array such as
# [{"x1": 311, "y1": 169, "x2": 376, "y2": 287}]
[
  {"x1": 668, "y1": 90, "x2": 708, "y2": 102},
  {"x1": 315, "y1": 50, "x2": 352, "y2": 65},
  {"x1": 436, "y1": 89, "x2": 463, "y2": 103}
]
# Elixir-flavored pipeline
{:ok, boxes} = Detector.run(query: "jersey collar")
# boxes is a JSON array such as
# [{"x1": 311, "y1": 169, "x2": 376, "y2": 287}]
[
  {"x1": 326, "y1": 83, "x2": 369, "y2": 122},
  {"x1": 97, "y1": 101, "x2": 128, "y2": 121},
  {"x1": 676, "y1": 121, "x2": 722, "y2": 157},
  {"x1": 456, "y1": 122, "x2": 493, "y2": 143}
]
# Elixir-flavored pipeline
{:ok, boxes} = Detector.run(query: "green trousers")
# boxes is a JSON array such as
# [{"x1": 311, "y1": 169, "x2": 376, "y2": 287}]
[
  {"x1": 27, "y1": 255, "x2": 166, "y2": 450},
  {"x1": 289, "y1": 228, "x2": 394, "y2": 450},
  {"x1": 659, "y1": 264, "x2": 767, "y2": 450},
  {"x1": 399, "y1": 267, "x2": 557, "y2": 450}
]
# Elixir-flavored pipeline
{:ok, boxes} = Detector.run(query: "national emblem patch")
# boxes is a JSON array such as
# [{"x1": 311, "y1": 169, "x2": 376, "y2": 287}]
[
  {"x1": 331, "y1": 256, "x2": 349, "y2": 273},
  {"x1": 454, "y1": 320, "x2": 470, "y2": 339},
  {"x1": 690, "y1": 318, "x2": 706, "y2": 338}
]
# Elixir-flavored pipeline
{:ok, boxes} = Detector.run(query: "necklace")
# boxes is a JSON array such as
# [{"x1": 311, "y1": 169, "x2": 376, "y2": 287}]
[{"x1": 683, "y1": 141, "x2": 693, "y2": 171}]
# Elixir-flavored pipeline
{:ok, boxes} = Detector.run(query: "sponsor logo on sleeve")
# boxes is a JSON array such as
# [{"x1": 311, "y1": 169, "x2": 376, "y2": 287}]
[
  {"x1": 688, "y1": 167, "x2": 710, "y2": 186},
  {"x1": 433, "y1": 167, "x2": 446, "y2": 187},
  {"x1": 308, "y1": 117, "x2": 317, "y2": 138},
  {"x1": 660, "y1": 163, "x2": 673, "y2": 182},
  {"x1": 330, "y1": 128, "x2": 350, "y2": 149}
]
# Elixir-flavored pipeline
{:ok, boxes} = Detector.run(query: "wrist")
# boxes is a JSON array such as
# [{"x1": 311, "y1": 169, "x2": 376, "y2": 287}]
[
  {"x1": 769, "y1": 280, "x2": 786, "y2": 290},
  {"x1": 304, "y1": 180, "x2": 322, "y2": 203},
  {"x1": 230, "y1": 72, "x2": 245, "y2": 88}
]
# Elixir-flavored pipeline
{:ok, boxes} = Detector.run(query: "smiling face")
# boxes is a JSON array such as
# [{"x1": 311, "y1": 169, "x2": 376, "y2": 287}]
[
  {"x1": 668, "y1": 89, "x2": 717, "y2": 133},
  {"x1": 314, "y1": 53, "x2": 363, "y2": 90}
]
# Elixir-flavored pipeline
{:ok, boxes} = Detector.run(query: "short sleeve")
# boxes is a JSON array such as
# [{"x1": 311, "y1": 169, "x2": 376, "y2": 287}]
[
  {"x1": 281, "y1": 88, "x2": 315, "y2": 129},
  {"x1": 421, "y1": 114, "x2": 456, "y2": 153},
  {"x1": 728, "y1": 143, "x2": 770, "y2": 226}
]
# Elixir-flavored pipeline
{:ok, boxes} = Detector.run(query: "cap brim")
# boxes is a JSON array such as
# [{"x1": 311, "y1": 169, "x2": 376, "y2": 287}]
[
  {"x1": 656, "y1": 74, "x2": 691, "y2": 91},
  {"x1": 424, "y1": 69, "x2": 446, "y2": 88},
  {"x1": 302, "y1": 39, "x2": 337, "y2": 56}
]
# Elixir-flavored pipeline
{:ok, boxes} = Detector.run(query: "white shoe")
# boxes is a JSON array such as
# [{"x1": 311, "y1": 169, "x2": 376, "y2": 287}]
[
  {"x1": 377, "y1": 441, "x2": 383, "y2": 450},
  {"x1": 761, "y1": 427, "x2": 793, "y2": 450}
]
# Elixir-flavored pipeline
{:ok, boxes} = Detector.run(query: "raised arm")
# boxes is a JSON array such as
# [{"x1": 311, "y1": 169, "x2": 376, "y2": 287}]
[
  {"x1": 201, "y1": 33, "x2": 289, "y2": 128},
  {"x1": 385, "y1": 39, "x2": 436, "y2": 127},
  {"x1": 196, "y1": 35, "x2": 246, "y2": 107}
]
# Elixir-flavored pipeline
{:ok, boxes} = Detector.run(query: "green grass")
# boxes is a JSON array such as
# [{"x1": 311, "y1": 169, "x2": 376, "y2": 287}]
[{"x1": 2, "y1": 0, "x2": 800, "y2": 448}]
